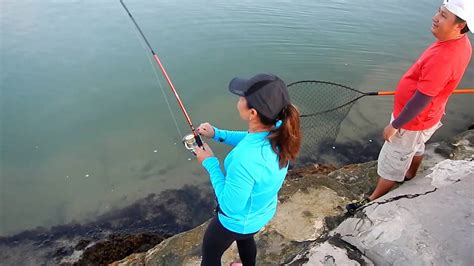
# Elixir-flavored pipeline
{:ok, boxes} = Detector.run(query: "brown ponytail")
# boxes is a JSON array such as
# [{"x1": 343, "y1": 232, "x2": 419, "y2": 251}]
[{"x1": 256, "y1": 104, "x2": 302, "y2": 168}]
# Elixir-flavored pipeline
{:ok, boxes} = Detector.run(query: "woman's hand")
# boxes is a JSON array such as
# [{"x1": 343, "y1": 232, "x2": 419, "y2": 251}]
[
  {"x1": 195, "y1": 143, "x2": 215, "y2": 165},
  {"x1": 197, "y1": 123, "x2": 215, "y2": 138}
]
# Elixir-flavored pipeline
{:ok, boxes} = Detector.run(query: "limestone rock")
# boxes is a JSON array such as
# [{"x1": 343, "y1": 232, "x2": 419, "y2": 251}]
[
  {"x1": 332, "y1": 166, "x2": 473, "y2": 265},
  {"x1": 290, "y1": 241, "x2": 374, "y2": 266}
]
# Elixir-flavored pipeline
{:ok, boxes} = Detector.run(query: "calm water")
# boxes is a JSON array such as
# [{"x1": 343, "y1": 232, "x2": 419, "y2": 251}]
[{"x1": 1, "y1": 0, "x2": 473, "y2": 236}]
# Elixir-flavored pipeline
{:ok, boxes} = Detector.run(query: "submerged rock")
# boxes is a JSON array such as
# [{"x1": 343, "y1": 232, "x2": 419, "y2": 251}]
[
  {"x1": 0, "y1": 185, "x2": 214, "y2": 265},
  {"x1": 75, "y1": 234, "x2": 165, "y2": 266}
]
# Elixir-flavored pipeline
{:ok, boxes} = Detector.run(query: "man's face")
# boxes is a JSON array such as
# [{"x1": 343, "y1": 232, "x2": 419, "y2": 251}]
[{"x1": 431, "y1": 5, "x2": 464, "y2": 40}]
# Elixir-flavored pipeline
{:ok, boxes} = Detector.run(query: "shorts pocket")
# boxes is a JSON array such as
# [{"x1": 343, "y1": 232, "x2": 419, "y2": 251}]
[
  {"x1": 396, "y1": 128, "x2": 406, "y2": 138},
  {"x1": 389, "y1": 150, "x2": 411, "y2": 169},
  {"x1": 380, "y1": 146, "x2": 414, "y2": 178}
]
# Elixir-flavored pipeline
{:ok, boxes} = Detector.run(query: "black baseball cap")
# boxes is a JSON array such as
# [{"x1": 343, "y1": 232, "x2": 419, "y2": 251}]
[{"x1": 229, "y1": 73, "x2": 290, "y2": 120}]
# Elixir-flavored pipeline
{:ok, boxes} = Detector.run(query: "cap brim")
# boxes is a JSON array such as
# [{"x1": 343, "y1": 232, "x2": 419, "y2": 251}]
[{"x1": 228, "y1": 77, "x2": 248, "y2": 96}]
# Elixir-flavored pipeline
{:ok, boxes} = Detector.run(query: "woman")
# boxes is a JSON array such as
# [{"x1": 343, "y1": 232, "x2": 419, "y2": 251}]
[{"x1": 195, "y1": 73, "x2": 301, "y2": 266}]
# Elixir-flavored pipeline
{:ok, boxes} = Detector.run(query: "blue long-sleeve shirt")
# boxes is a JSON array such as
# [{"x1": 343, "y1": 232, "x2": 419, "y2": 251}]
[{"x1": 202, "y1": 127, "x2": 288, "y2": 234}]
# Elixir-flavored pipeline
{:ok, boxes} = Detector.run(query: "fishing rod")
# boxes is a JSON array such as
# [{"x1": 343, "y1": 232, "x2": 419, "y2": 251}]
[{"x1": 120, "y1": 0, "x2": 203, "y2": 153}]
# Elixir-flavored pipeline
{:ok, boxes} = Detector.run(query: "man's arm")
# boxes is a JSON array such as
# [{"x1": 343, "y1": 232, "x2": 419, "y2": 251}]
[
  {"x1": 392, "y1": 90, "x2": 433, "y2": 129},
  {"x1": 384, "y1": 90, "x2": 433, "y2": 141}
]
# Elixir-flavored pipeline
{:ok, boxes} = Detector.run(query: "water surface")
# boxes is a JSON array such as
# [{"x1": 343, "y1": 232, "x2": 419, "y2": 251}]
[{"x1": 1, "y1": 0, "x2": 473, "y2": 236}]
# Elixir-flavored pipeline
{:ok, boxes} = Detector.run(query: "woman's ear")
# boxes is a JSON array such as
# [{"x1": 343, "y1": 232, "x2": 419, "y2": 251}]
[{"x1": 249, "y1": 108, "x2": 258, "y2": 121}]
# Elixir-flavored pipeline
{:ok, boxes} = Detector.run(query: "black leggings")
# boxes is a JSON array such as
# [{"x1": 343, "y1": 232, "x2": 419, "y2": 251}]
[{"x1": 201, "y1": 216, "x2": 257, "y2": 266}]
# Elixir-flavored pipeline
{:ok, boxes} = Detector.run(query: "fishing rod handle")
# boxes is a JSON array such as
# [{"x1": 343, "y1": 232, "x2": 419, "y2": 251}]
[
  {"x1": 369, "y1": 89, "x2": 473, "y2": 96},
  {"x1": 195, "y1": 134, "x2": 204, "y2": 147}
]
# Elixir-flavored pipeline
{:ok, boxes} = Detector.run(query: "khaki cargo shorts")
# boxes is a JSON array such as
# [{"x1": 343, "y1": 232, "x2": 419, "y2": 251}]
[{"x1": 377, "y1": 120, "x2": 442, "y2": 182}]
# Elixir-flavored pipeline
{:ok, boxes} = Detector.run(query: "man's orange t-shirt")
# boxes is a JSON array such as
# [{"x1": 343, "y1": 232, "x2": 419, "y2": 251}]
[{"x1": 393, "y1": 35, "x2": 472, "y2": 130}]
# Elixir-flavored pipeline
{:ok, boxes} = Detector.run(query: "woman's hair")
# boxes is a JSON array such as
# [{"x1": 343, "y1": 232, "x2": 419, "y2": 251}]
[{"x1": 252, "y1": 103, "x2": 302, "y2": 168}]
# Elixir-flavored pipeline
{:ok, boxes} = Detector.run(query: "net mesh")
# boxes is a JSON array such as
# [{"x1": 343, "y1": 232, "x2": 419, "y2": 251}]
[{"x1": 288, "y1": 81, "x2": 364, "y2": 165}]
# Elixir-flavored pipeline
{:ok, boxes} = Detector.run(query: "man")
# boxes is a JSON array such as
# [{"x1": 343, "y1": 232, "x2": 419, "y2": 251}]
[{"x1": 347, "y1": 0, "x2": 472, "y2": 213}]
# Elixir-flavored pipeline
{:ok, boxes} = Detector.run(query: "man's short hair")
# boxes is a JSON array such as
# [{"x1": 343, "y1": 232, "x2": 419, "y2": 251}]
[{"x1": 455, "y1": 15, "x2": 470, "y2": 34}]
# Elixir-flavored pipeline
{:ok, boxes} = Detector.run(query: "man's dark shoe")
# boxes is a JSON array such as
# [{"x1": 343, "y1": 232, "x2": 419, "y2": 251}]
[{"x1": 346, "y1": 198, "x2": 370, "y2": 214}]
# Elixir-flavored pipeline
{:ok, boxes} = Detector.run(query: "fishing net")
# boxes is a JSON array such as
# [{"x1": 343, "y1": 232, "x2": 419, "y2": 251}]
[
  {"x1": 288, "y1": 81, "x2": 366, "y2": 165},
  {"x1": 288, "y1": 81, "x2": 472, "y2": 165}
]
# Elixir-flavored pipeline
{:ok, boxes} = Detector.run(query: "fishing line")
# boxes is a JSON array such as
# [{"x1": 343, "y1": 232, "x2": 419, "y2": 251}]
[
  {"x1": 120, "y1": 0, "x2": 203, "y2": 151},
  {"x1": 132, "y1": 28, "x2": 184, "y2": 138}
]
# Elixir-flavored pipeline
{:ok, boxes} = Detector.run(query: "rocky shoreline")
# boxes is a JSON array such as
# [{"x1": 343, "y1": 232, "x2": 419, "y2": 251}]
[
  {"x1": 109, "y1": 161, "x2": 380, "y2": 265},
  {"x1": 1, "y1": 129, "x2": 472, "y2": 265},
  {"x1": 113, "y1": 129, "x2": 473, "y2": 265},
  {"x1": 0, "y1": 130, "x2": 385, "y2": 265}
]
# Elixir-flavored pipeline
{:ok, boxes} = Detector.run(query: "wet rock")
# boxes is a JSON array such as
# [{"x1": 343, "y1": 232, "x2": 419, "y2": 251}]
[
  {"x1": 76, "y1": 233, "x2": 165, "y2": 266},
  {"x1": 434, "y1": 129, "x2": 474, "y2": 160},
  {"x1": 327, "y1": 161, "x2": 378, "y2": 200},
  {"x1": 0, "y1": 185, "x2": 215, "y2": 265},
  {"x1": 112, "y1": 222, "x2": 208, "y2": 266},
  {"x1": 74, "y1": 240, "x2": 91, "y2": 251},
  {"x1": 53, "y1": 246, "x2": 74, "y2": 258}
]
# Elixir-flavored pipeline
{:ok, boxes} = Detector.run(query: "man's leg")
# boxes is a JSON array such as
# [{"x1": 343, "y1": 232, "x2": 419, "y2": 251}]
[
  {"x1": 405, "y1": 122, "x2": 442, "y2": 180},
  {"x1": 346, "y1": 136, "x2": 413, "y2": 213},
  {"x1": 405, "y1": 155, "x2": 423, "y2": 180},
  {"x1": 368, "y1": 177, "x2": 397, "y2": 201}
]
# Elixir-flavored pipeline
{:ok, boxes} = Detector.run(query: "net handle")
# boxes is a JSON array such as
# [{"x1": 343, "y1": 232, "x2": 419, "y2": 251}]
[
  {"x1": 288, "y1": 81, "x2": 474, "y2": 96},
  {"x1": 288, "y1": 81, "x2": 474, "y2": 118},
  {"x1": 371, "y1": 89, "x2": 474, "y2": 96}
]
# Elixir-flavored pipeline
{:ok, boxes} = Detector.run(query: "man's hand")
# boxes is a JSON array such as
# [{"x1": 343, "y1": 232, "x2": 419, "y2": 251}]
[
  {"x1": 197, "y1": 123, "x2": 215, "y2": 138},
  {"x1": 195, "y1": 143, "x2": 215, "y2": 165},
  {"x1": 383, "y1": 124, "x2": 398, "y2": 142}
]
